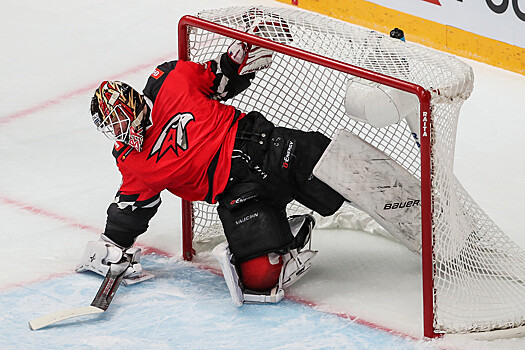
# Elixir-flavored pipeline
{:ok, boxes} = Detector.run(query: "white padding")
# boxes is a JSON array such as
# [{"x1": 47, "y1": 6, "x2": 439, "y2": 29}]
[
  {"x1": 75, "y1": 241, "x2": 116, "y2": 276},
  {"x1": 344, "y1": 77, "x2": 418, "y2": 128},
  {"x1": 213, "y1": 243, "x2": 286, "y2": 306},
  {"x1": 281, "y1": 249, "x2": 317, "y2": 288},
  {"x1": 75, "y1": 238, "x2": 152, "y2": 284},
  {"x1": 213, "y1": 242, "x2": 244, "y2": 306},
  {"x1": 313, "y1": 129, "x2": 422, "y2": 253},
  {"x1": 243, "y1": 287, "x2": 284, "y2": 304}
]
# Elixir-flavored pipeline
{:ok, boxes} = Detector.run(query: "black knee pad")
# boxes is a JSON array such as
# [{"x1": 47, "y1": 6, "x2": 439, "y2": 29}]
[{"x1": 217, "y1": 182, "x2": 294, "y2": 262}]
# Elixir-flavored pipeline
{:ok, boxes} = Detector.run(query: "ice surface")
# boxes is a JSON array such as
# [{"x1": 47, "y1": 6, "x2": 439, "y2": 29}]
[{"x1": 2, "y1": 256, "x2": 433, "y2": 349}]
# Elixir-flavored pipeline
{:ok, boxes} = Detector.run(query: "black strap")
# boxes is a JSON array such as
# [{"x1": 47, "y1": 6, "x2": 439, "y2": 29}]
[
  {"x1": 204, "y1": 145, "x2": 222, "y2": 204},
  {"x1": 230, "y1": 109, "x2": 242, "y2": 130},
  {"x1": 205, "y1": 110, "x2": 242, "y2": 203}
]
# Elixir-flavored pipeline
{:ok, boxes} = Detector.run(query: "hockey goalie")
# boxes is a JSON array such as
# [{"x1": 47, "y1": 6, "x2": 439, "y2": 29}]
[{"x1": 77, "y1": 8, "x2": 422, "y2": 308}]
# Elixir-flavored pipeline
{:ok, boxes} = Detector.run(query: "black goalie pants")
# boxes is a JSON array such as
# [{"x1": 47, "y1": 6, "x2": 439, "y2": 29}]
[{"x1": 216, "y1": 111, "x2": 345, "y2": 263}]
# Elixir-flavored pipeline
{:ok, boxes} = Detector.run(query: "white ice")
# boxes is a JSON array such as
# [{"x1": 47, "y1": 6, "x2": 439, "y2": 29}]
[{"x1": 1, "y1": 0, "x2": 524, "y2": 349}]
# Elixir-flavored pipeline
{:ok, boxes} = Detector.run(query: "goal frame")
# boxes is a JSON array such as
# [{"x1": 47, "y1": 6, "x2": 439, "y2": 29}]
[{"x1": 177, "y1": 15, "x2": 437, "y2": 338}]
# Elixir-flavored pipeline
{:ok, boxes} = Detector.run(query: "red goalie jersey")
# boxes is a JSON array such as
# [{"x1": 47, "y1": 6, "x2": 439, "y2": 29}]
[
  {"x1": 102, "y1": 57, "x2": 255, "y2": 247},
  {"x1": 114, "y1": 60, "x2": 245, "y2": 205}
]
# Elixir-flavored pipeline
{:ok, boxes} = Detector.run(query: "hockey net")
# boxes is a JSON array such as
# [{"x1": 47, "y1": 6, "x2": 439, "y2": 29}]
[{"x1": 178, "y1": 6, "x2": 525, "y2": 337}]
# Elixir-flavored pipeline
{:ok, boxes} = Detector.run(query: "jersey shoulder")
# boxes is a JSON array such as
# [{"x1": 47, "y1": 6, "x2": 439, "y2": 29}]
[{"x1": 143, "y1": 61, "x2": 178, "y2": 103}]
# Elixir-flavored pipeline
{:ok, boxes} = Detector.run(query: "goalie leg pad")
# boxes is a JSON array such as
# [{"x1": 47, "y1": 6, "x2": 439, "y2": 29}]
[
  {"x1": 213, "y1": 243, "x2": 285, "y2": 306},
  {"x1": 217, "y1": 181, "x2": 295, "y2": 263},
  {"x1": 236, "y1": 214, "x2": 316, "y2": 290},
  {"x1": 214, "y1": 213, "x2": 318, "y2": 306},
  {"x1": 243, "y1": 287, "x2": 284, "y2": 304},
  {"x1": 280, "y1": 213, "x2": 318, "y2": 288},
  {"x1": 344, "y1": 77, "x2": 418, "y2": 128},
  {"x1": 280, "y1": 249, "x2": 318, "y2": 289},
  {"x1": 312, "y1": 129, "x2": 422, "y2": 253},
  {"x1": 239, "y1": 253, "x2": 283, "y2": 291},
  {"x1": 213, "y1": 242, "x2": 245, "y2": 307},
  {"x1": 120, "y1": 247, "x2": 155, "y2": 286}
]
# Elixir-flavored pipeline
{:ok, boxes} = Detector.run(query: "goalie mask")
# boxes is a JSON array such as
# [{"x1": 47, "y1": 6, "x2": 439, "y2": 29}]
[{"x1": 90, "y1": 81, "x2": 148, "y2": 151}]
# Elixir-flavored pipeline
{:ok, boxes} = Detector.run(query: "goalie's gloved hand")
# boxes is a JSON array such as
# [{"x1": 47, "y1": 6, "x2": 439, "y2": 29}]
[
  {"x1": 241, "y1": 8, "x2": 293, "y2": 44},
  {"x1": 227, "y1": 11, "x2": 292, "y2": 75},
  {"x1": 227, "y1": 40, "x2": 273, "y2": 75},
  {"x1": 75, "y1": 235, "x2": 144, "y2": 279},
  {"x1": 248, "y1": 16, "x2": 293, "y2": 44}
]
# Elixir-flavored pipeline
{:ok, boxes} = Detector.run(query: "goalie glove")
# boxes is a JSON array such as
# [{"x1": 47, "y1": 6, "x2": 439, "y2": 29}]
[
  {"x1": 241, "y1": 8, "x2": 293, "y2": 44},
  {"x1": 75, "y1": 235, "x2": 154, "y2": 285},
  {"x1": 227, "y1": 40, "x2": 273, "y2": 76},
  {"x1": 228, "y1": 13, "x2": 293, "y2": 75}
]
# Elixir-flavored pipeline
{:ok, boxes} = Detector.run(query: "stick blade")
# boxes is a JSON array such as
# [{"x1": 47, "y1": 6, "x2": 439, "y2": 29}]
[{"x1": 29, "y1": 305, "x2": 104, "y2": 331}]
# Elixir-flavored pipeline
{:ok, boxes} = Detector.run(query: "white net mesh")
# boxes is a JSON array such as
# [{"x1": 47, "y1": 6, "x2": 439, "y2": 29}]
[{"x1": 183, "y1": 6, "x2": 525, "y2": 334}]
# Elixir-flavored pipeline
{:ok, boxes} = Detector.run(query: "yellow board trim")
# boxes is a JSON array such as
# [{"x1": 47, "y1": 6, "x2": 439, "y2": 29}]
[{"x1": 275, "y1": 0, "x2": 525, "y2": 75}]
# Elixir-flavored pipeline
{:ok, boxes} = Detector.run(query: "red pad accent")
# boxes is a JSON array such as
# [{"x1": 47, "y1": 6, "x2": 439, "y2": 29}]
[{"x1": 239, "y1": 254, "x2": 283, "y2": 291}]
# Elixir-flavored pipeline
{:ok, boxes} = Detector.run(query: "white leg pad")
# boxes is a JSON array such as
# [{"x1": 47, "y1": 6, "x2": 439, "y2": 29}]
[
  {"x1": 243, "y1": 287, "x2": 284, "y2": 304},
  {"x1": 213, "y1": 242, "x2": 286, "y2": 306},
  {"x1": 313, "y1": 129, "x2": 422, "y2": 253},
  {"x1": 281, "y1": 249, "x2": 317, "y2": 288},
  {"x1": 213, "y1": 242, "x2": 244, "y2": 307}
]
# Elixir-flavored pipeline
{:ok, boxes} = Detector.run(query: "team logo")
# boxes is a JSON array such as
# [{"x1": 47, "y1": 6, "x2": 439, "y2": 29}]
[
  {"x1": 148, "y1": 112, "x2": 195, "y2": 162},
  {"x1": 150, "y1": 68, "x2": 164, "y2": 79}
]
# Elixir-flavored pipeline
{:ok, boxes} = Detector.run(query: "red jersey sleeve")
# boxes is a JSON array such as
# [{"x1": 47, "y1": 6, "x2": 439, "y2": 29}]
[
  {"x1": 113, "y1": 142, "x2": 160, "y2": 205},
  {"x1": 180, "y1": 60, "x2": 217, "y2": 96}
]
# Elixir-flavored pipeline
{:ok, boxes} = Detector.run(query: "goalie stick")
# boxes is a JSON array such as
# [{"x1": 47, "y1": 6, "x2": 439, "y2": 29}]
[{"x1": 28, "y1": 258, "x2": 130, "y2": 331}]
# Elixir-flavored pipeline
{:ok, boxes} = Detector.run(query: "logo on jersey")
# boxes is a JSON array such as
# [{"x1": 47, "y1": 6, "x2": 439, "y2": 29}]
[
  {"x1": 150, "y1": 68, "x2": 164, "y2": 79},
  {"x1": 148, "y1": 112, "x2": 195, "y2": 162}
]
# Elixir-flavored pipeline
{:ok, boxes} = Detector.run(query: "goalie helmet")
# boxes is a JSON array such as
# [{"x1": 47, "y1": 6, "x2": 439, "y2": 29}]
[{"x1": 90, "y1": 81, "x2": 147, "y2": 148}]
